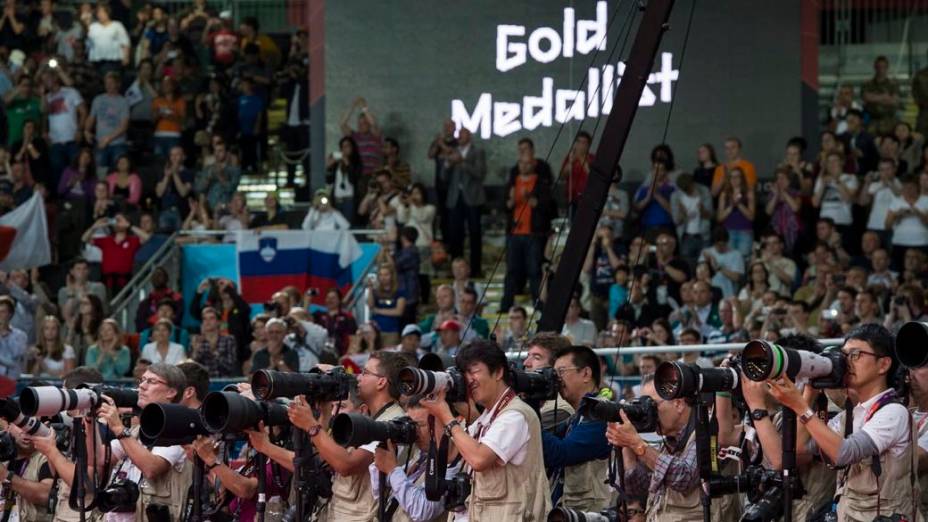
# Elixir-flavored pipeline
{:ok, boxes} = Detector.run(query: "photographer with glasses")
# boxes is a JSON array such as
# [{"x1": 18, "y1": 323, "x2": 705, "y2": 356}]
[
  {"x1": 541, "y1": 345, "x2": 611, "y2": 511},
  {"x1": 605, "y1": 374, "x2": 701, "y2": 521},
  {"x1": 769, "y1": 324, "x2": 917, "y2": 522},
  {"x1": 92, "y1": 363, "x2": 190, "y2": 522},
  {"x1": 287, "y1": 351, "x2": 407, "y2": 521},
  {"x1": 421, "y1": 339, "x2": 551, "y2": 520}
]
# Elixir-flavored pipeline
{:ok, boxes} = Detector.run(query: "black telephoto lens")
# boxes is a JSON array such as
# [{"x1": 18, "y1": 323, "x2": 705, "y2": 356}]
[
  {"x1": 895, "y1": 321, "x2": 928, "y2": 369},
  {"x1": 654, "y1": 361, "x2": 738, "y2": 400},
  {"x1": 201, "y1": 391, "x2": 290, "y2": 433},
  {"x1": 510, "y1": 365, "x2": 559, "y2": 402},
  {"x1": 139, "y1": 403, "x2": 210, "y2": 445},
  {"x1": 331, "y1": 413, "x2": 418, "y2": 447},
  {"x1": 91, "y1": 385, "x2": 139, "y2": 409},
  {"x1": 251, "y1": 368, "x2": 354, "y2": 401}
]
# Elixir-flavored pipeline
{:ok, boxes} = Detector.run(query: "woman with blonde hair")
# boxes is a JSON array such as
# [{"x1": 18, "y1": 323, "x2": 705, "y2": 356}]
[
  {"x1": 716, "y1": 167, "x2": 756, "y2": 260},
  {"x1": 29, "y1": 316, "x2": 77, "y2": 377},
  {"x1": 140, "y1": 318, "x2": 187, "y2": 365},
  {"x1": 367, "y1": 264, "x2": 406, "y2": 346},
  {"x1": 84, "y1": 318, "x2": 132, "y2": 379}
]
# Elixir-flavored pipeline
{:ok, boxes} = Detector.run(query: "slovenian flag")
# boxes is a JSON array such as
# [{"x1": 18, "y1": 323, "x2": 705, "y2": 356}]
[{"x1": 236, "y1": 230, "x2": 362, "y2": 305}]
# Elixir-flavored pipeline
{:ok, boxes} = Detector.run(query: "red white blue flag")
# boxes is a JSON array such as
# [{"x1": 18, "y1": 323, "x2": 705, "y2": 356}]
[{"x1": 235, "y1": 230, "x2": 361, "y2": 304}]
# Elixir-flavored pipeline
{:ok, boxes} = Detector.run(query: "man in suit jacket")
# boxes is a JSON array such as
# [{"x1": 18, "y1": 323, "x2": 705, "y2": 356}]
[{"x1": 446, "y1": 128, "x2": 487, "y2": 275}]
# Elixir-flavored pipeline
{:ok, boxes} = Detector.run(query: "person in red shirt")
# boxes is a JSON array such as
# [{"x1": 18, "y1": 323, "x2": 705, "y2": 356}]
[
  {"x1": 203, "y1": 13, "x2": 239, "y2": 70},
  {"x1": 560, "y1": 131, "x2": 594, "y2": 220},
  {"x1": 81, "y1": 212, "x2": 151, "y2": 294}
]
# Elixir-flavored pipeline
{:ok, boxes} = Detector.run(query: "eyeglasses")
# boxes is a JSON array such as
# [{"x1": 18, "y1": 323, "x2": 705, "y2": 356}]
[
  {"x1": 554, "y1": 367, "x2": 580, "y2": 377},
  {"x1": 361, "y1": 368, "x2": 385, "y2": 378},
  {"x1": 139, "y1": 377, "x2": 168, "y2": 387},
  {"x1": 843, "y1": 349, "x2": 883, "y2": 362},
  {"x1": 627, "y1": 508, "x2": 644, "y2": 517}
]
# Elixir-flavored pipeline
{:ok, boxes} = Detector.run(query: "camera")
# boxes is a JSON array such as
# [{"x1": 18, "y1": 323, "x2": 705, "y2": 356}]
[
  {"x1": 548, "y1": 506, "x2": 617, "y2": 522},
  {"x1": 578, "y1": 395, "x2": 659, "y2": 433},
  {"x1": 139, "y1": 403, "x2": 211, "y2": 446},
  {"x1": 654, "y1": 361, "x2": 740, "y2": 400},
  {"x1": 201, "y1": 391, "x2": 290, "y2": 433},
  {"x1": 251, "y1": 367, "x2": 355, "y2": 401},
  {"x1": 96, "y1": 480, "x2": 140, "y2": 513},
  {"x1": 895, "y1": 321, "x2": 928, "y2": 369},
  {"x1": 0, "y1": 398, "x2": 50, "y2": 437},
  {"x1": 708, "y1": 465, "x2": 803, "y2": 522},
  {"x1": 509, "y1": 364, "x2": 560, "y2": 403},
  {"x1": 741, "y1": 340, "x2": 846, "y2": 388},
  {"x1": 442, "y1": 472, "x2": 471, "y2": 511},
  {"x1": 893, "y1": 296, "x2": 909, "y2": 307},
  {"x1": 397, "y1": 366, "x2": 467, "y2": 403},
  {"x1": 20, "y1": 385, "x2": 138, "y2": 417},
  {"x1": 0, "y1": 431, "x2": 18, "y2": 461},
  {"x1": 330, "y1": 413, "x2": 418, "y2": 447}
]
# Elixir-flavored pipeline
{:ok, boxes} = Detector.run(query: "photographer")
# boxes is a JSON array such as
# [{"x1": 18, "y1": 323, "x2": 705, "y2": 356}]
[
  {"x1": 94, "y1": 363, "x2": 190, "y2": 521},
  {"x1": 421, "y1": 340, "x2": 551, "y2": 520},
  {"x1": 287, "y1": 352, "x2": 408, "y2": 520},
  {"x1": 605, "y1": 374, "x2": 701, "y2": 521},
  {"x1": 769, "y1": 324, "x2": 917, "y2": 521},
  {"x1": 522, "y1": 333, "x2": 575, "y2": 431},
  {"x1": 1, "y1": 422, "x2": 54, "y2": 522},
  {"x1": 27, "y1": 366, "x2": 103, "y2": 522},
  {"x1": 715, "y1": 334, "x2": 836, "y2": 521},
  {"x1": 541, "y1": 345, "x2": 611, "y2": 511},
  {"x1": 371, "y1": 398, "x2": 449, "y2": 522}
]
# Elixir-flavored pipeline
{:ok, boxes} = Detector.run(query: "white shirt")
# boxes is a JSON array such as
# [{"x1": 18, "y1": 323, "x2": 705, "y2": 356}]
[
  {"x1": 677, "y1": 191, "x2": 703, "y2": 234},
  {"x1": 827, "y1": 388, "x2": 910, "y2": 458},
  {"x1": 87, "y1": 21, "x2": 130, "y2": 62},
  {"x1": 469, "y1": 390, "x2": 530, "y2": 466},
  {"x1": 866, "y1": 178, "x2": 901, "y2": 231},
  {"x1": 815, "y1": 174, "x2": 859, "y2": 225},
  {"x1": 561, "y1": 318, "x2": 596, "y2": 346},
  {"x1": 105, "y1": 441, "x2": 185, "y2": 522},
  {"x1": 395, "y1": 203, "x2": 436, "y2": 247},
  {"x1": 913, "y1": 410, "x2": 928, "y2": 451},
  {"x1": 333, "y1": 164, "x2": 354, "y2": 199},
  {"x1": 46, "y1": 87, "x2": 83, "y2": 144},
  {"x1": 701, "y1": 246, "x2": 744, "y2": 298},
  {"x1": 38, "y1": 345, "x2": 76, "y2": 376},
  {"x1": 889, "y1": 195, "x2": 928, "y2": 246},
  {"x1": 302, "y1": 208, "x2": 350, "y2": 231},
  {"x1": 140, "y1": 342, "x2": 187, "y2": 365}
]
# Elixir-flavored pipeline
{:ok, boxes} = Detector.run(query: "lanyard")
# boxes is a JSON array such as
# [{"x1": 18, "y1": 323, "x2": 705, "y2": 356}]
[
  {"x1": 863, "y1": 390, "x2": 898, "y2": 424},
  {"x1": 476, "y1": 388, "x2": 516, "y2": 442}
]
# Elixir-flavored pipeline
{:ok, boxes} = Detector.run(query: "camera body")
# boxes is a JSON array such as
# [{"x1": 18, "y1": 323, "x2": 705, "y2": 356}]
[
  {"x1": 443, "y1": 472, "x2": 471, "y2": 511},
  {"x1": 578, "y1": 396, "x2": 659, "y2": 433},
  {"x1": 709, "y1": 465, "x2": 803, "y2": 522},
  {"x1": 331, "y1": 413, "x2": 418, "y2": 447},
  {"x1": 510, "y1": 365, "x2": 560, "y2": 403},
  {"x1": 97, "y1": 480, "x2": 140, "y2": 513}
]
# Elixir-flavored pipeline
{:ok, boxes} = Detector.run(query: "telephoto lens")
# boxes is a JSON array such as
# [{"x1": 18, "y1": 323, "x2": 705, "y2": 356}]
[
  {"x1": 0, "y1": 398, "x2": 50, "y2": 437},
  {"x1": 510, "y1": 365, "x2": 560, "y2": 402},
  {"x1": 397, "y1": 366, "x2": 468, "y2": 403},
  {"x1": 251, "y1": 367, "x2": 355, "y2": 401},
  {"x1": 577, "y1": 396, "x2": 659, "y2": 433},
  {"x1": 330, "y1": 412, "x2": 418, "y2": 447},
  {"x1": 86, "y1": 385, "x2": 139, "y2": 409},
  {"x1": 139, "y1": 403, "x2": 211, "y2": 445},
  {"x1": 19, "y1": 385, "x2": 139, "y2": 418},
  {"x1": 654, "y1": 361, "x2": 739, "y2": 400},
  {"x1": 201, "y1": 391, "x2": 290, "y2": 433},
  {"x1": 895, "y1": 321, "x2": 928, "y2": 369},
  {"x1": 547, "y1": 506, "x2": 615, "y2": 522},
  {"x1": 741, "y1": 340, "x2": 841, "y2": 385}
]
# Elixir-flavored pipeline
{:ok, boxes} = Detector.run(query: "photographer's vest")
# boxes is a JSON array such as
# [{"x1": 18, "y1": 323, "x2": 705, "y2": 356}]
[
  {"x1": 52, "y1": 480, "x2": 100, "y2": 522},
  {"x1": 129, "y1": 429, "x2": 192, "y2": 522},
  {"x1": 467, "y1": 394, "x2": 550, "y2": 522},
  {"x1": 915, "y1": 409, "x2": 928, "y2": 519},
  {"x1": 324, "y1": 402, "x2": 406, "y2": 522},
  {"x1": 17, "y1": 453, "x2": 52, "y2": 522},
  {"x1": 834, "y1": 397, "x2": 921, "y2": 522},
  {"x1": 562, "y1": 454, "x2": 610, "y2": 512},
  {"x1": 391, "y1": 447, "x2": 447, "y2": 522},
  {"x1": 539, "y1": 396, "x2": 574, "y2": 432},
  {"x1": 645, "y1": 431, "x2": 703, "y2": 522}
]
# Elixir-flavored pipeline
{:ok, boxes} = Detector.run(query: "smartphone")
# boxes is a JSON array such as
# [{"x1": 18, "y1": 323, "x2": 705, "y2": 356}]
[{"x1": 332, "y1": 151, "x2": 343, "y2": 160}]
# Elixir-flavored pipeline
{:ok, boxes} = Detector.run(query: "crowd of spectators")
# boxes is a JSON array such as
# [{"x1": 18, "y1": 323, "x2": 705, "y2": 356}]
[{"x1": 0, "y1": 2, "x2": 924, "y2": 398}]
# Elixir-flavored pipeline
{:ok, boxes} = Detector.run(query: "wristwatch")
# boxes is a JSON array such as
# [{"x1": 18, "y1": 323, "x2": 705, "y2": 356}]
[
  {"x1": 307, "y1": 425, "x2": 322, "y2": 438},
  {"x1": 443, "y1": 419, "x2": 462, "y2": 438},
  {"x1": 633, "y1": 441, "x2": 648, "y2": 456},
  {"x1": 205, "y1": 461, "x2": 221, "y2": 471},
  {"x1": 750, "y1": 409, "x2": 769, "y2": 422},
  {"x1": 116, "y1": 426, "x2": 132, "y2": 439},
  {"x1": 799, "y1": 408, "x2": 816, "y2": 425}
]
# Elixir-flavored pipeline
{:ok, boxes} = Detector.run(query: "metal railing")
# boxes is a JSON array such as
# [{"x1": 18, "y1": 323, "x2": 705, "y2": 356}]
[{"x1": 109, "y1": 233, "x2": 181, "y2": 334}]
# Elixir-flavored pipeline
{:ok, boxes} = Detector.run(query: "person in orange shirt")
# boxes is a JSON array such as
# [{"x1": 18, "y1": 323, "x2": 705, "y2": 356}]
[
  {"x1": 711, "y1": 136, "x2": 757, "y2": 197},
  {"x1": 151, "y1": 77, "x2": 186, "y2": 157},
  {"x1": 501, "y1": 155, "x2": 555, "y2": 311}
]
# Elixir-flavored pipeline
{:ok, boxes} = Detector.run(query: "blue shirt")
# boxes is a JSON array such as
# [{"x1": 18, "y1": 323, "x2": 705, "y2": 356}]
[
  {"x1": 372, "y1": 288, "x2": 407, "y2": 335},
  {"x1": 237, "y1": 94, "x2": 265, "y2": 137},
  {"x1": 0, "y1": 326, "x2": 27, "y2": 379},
  {"x1": 541, "y1": 399, "x2": 611, "y2": 506},
  {"x1": 634, "y1": 182, "x2": 675, "y2": 228}
]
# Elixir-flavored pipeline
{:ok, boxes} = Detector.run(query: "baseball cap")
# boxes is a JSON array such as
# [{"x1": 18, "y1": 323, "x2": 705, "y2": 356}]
[
  {"x1": 401, "y1": 324, "x2": 421, "y2": 338},
  {"x1": 436, "y1": 320, "x2": 461, "y2": 332}
]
